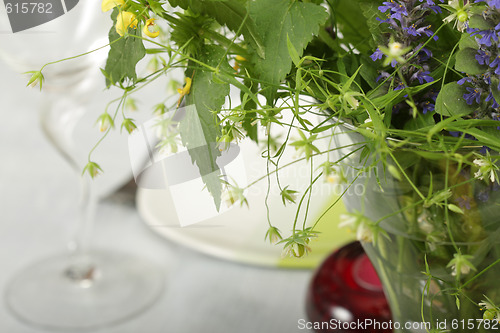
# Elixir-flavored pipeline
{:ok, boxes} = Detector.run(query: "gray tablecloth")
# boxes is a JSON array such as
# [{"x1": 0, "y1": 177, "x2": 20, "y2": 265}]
[{"x1": 0, "y1": 60, "x2": 314, "y2": 333}]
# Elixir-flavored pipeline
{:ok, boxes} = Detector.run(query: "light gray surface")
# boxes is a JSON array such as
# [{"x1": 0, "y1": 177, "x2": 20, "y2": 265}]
[{"x1": 0, "y1": 60, "x2": 314, "y2": 332}]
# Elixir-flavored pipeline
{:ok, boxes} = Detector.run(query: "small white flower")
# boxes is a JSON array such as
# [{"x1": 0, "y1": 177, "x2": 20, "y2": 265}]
[
  {"x1": 473, "y1": 153, "x2": 499, "y2": 183},
  {"x1": 379, "y1": 37, "x2": 411, "y2": 66},
  {"x1": 363, "y1": 116, "x2": 374, "y2": 129},
  {"x1": 389, "y1": 42, "x2": 404, "y2": 55},
  {"x1": 339, "y1": 212, "x2": 375, "y2": 243},
  {"x1": 442, "y1": 0, "x2": 471, "y2": 32},
  {"x1": 479, "y1": 296, "x2": 500, "y2": 321},
  {"x1": 221, "y1": 183, "x2": 248, "y2": 208},
  {"x1": 447, "y1": 252, "x2": 476, "y2": 278},
  {"x1": 326, "y1": 174, "x2": 340, "y2": 184},
  {"x1": 479, "y1": 299, "x2": 495, "y2": 311},
  {"x1": 417, "y1": 212, "x2": 434, "y2": 234},
  {"x1": 473, "y1": 158, "x2": 488, "y2": 167},
  {"x1": 356, "y1": 223, "x2": 374, "y2": 243}
]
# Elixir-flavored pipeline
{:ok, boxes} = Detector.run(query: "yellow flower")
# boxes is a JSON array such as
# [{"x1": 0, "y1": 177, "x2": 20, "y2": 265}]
[
  {"x1": 143, "y1": 18, "x2": 160, "y2": 38},
  {"x1": 233, "y1": 55, "x2": 246, "y2": 72},
  {"x1": 101, "y1": 0, "x2": 124, "y2": 12},
  {"x1": 177, "y1": 77, "x2": 192, "y2": 106},
  {"x1": 115, "y1": 12, "x2": 137, "y2": 36}
]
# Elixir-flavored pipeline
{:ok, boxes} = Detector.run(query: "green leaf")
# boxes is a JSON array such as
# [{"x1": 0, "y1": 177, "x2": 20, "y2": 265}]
[
  {"x1": 104, "y1": 9, "x2": 146, "y2": 88},
  {"x1": 458, "y1": 33, "x2": 478, "y2": 50},
  {"x1": 286, "y1": 34, "x2": 300, "y2": 67},
  {"x1": 455, "y1": 48, "x2": 486, "y2": 75},
  {"x1": 468, "y1": 14, "x2": 493, "y2": 30},
  {"x1": 369, "y1": 80, "x2": 436, "y2": 109},
  {"x1": 425, "y1": 114, "x2": 464, "y2": 142},
  {"x1": 248, "y1": 0, "x2": 329, "y2": 104},
  {"x1": 234, "y1": 76, "x2": 259, "y2": 142},
  {"x1": 434, "y1": 82, "x2": 476, "y2": 117},
  {"x1": 359, "y1": 2, "x2": 386, "y2": 48},
  {"x1": 335, "y1": 0, "x2": 374, "y2": 53},
  {"x1": 458, "y1": 128, "x2": 500, "y2": 151},
  {"x1": 169, "y1": 0, "x2": 265, "y2": 58},
  {"x1": 403, "y1": 111, "x2": 436, "y2": 130},
  {"x1": 359, "y1": 55, "x2": 379, "y2": 89},
  {"x1": 180, "y1": 45, "x2": 231, "y2": 210}
]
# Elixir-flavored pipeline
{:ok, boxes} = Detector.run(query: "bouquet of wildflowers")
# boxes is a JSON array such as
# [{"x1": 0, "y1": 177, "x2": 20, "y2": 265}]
[{"x1": 31, "y1": 0, "x2": 500, "y2": 329}]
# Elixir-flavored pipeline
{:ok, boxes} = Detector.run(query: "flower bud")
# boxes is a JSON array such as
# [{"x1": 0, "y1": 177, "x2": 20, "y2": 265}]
[
  {"x1": 143, "y1": 18, "x2": 160, "y2": 38},
  {"x1": 265, "y1": 226, "x2": 283, "y2": 244},
  {"x1": 121, "y1": 118, "x2": 137, "y2": 134},
  {"x1": 96, "y1": 113, "x2": 114, "y2": 132}
]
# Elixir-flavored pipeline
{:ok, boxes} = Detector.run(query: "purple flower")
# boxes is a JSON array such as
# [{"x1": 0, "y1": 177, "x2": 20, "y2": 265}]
[
  {"x1": 472, "y1": 29, "x2": 498, "y2": 47},
  {"x1": 370, "y1": 48, "x2": 384, "y2": 61},
  {"x1": 486, "y1": 93, "x2": 499, "y2": 109},
  {"x1": 405, "y1": 24, "x2": 419, "y2": 36},
  {"x1": 463, "y1": 87, "x2": 482, "y2": 105},
  {"x1": 475, "y1": 50, "x2": 491, "y2": 65},
  {"x1": 422, "y1": 101, "x2": 434, "y2": 114},
  {"x1": 457, "y1": 76, "x2": 473, "y2": 85},
  {"x1": 489, "y1": 55, "x2": 500, "y2": 75},
  {"x1": 376, "y1": 71, "x2": 390, "y2": 82},
  {"x1": 488, "y1": 0, "x2": 500, "y2": 8},
  {"x1": 394, "y1": 82, "x2": 406, "y2": 90},
  {"x1": 477, "y1": 188, "x2": 490, "y2": 202},
  {"x1": 378, "y1": 1, "x2": 393, "y2": 12},
  {"x1": 480, "y1": 146, "x2": 492, "y2": 155},
  {"x1": 456, "y1": 195, "x2": 472, "y2": 210},
  {"x1": 404, "y1": 25, "x2": 438, "y2": 40},
  {"x1": 428, "y1": 5, "x2": 442, "y2": 13},
  {"x1": 411, "y1": 70, "x2": 434, "y2": 84},
  {"x1": 483, "y1": 73, "x2": 492, "y2": 85},
  {"x1": 450, "y1": 131, "x2": 477, "y2": 140},
  {"x1": 418, "y1": 47, "x2": 433, "y2": 61},
  {"x1": 376, "y1": 15, "x2": 391, "y2": 24},
  {"x1": 378, "y1": 1, "x2": 408, "y2": 20},
  {"x1": 467, "y1": 27, "x2": 479, "y2": 34}
]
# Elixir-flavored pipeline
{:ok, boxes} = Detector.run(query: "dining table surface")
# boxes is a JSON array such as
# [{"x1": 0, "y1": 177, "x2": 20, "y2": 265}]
[{"x1": 0, "y1": 53, "x2": 317, "y2": 333}]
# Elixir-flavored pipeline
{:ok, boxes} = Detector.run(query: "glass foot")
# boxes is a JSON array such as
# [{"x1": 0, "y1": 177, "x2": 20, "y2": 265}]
[{"x1": 5, "y1": 250, "x2": 165, "y2": 331}]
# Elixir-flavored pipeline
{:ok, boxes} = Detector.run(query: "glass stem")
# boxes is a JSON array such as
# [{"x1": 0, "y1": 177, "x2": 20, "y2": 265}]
[
  {"x1": 39, "y1": 94, "x2": 98, "y2": 286},
  {"x1": 64, "y1": 174, "x2": 98, "y2": 287}
]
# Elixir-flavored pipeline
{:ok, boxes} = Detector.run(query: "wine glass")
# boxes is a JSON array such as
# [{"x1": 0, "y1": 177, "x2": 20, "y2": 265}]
[{"x1": 0, "y1": 1, "x2": 165, "y2": 330}]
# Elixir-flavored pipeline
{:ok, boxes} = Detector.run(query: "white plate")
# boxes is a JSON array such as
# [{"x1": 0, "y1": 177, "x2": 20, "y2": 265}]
[{"x1": 136, "y1": 134, "x2": 353, "y2": 268}]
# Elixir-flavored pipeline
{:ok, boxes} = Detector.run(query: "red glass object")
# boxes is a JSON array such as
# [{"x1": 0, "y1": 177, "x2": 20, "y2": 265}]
[{"x1": 306, "y1": 241, "x2": 392, "y2": 332}]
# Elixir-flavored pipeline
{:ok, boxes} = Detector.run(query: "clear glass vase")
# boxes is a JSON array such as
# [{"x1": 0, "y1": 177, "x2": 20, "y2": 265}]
[{"x1": 332, "y1": 123, "x2": 500, "y2": 333}]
